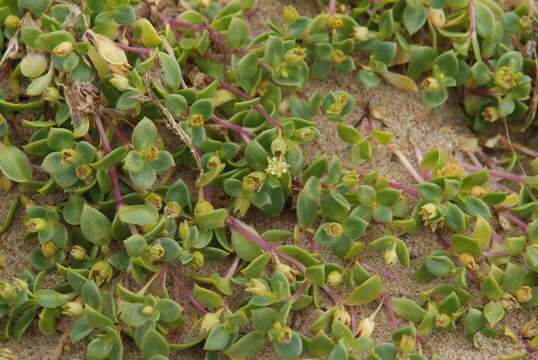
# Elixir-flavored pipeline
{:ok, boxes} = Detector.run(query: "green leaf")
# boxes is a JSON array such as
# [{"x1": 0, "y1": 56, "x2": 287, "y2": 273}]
[
  {"x1": 80, "y1": 204, "x2": 112, "y2": 245},
  {"x1": 205, "y1": 324, "x2": 232, "y2": 350},
  {"x1": 87, "y1": 338, "x2": 113, "y2": 360},
  {"x1": 141, "y1": 329, "x2": 170, "y2": 358},
  {"x1": 132, "y1": 118, "x2": 157, "y2": 150},
  {"x1": 483, "y1": 301, "x2": 504, "y2": 326},
  {"x1": 119, "y1": 205, "x2": 158, "y2": 225},
  {"x1": 474, "y1": 1, "x2": 495, "y2": 40},
  {"x1": 225, "y1": 331, "x2": 265, "y2": 358},
  {"x1": 34, "y1": 289, "x2": 66, "y2": 308},
  {"x1": 226, "y1": 17, "x2": 249, "y2": 50},
  {"x1": 345, "y1": 275, "x2": 382, "y2": 305},
  {"x1": 392, "y1": 297, "x2": 426, "y2": 321},
  {"x1": 403, "y1": 5, "x2": 427, "y2": 35},
  {"x1": 337, "y1": 124, "x2": 362, "y2": 144},
  {"x1": 192, "y1": 284, "x2": 224, "y2": 308},
  {"x1": 0, "y1": 143, "x2": 33, "y2": 182},
  {"x1": 159, "y1": 52, "x2": 181, "y2": 91}
]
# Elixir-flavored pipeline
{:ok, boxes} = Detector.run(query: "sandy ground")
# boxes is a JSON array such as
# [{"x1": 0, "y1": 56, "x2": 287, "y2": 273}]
[{"x1": 1, "y1": 0, "x2": 537, "y2": 359}]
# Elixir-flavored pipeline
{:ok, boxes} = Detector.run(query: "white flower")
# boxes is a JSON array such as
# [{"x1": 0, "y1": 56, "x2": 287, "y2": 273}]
[{"x1": 265, "y1": 157, "x2": 290, "y2": 178}]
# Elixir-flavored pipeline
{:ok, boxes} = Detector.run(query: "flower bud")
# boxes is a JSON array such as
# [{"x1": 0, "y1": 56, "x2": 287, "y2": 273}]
[
  {"x1": 495, "y1": 67, "x2": 519, "y2": 90},
  {"x1": 43, "y1": 87, "x2": 61, "y2": 102},
  {"x1": 75, "y1": 164, "x2": 93, "y2": 180},
  {"x1": 179, "y1": 220, "x2": 191, "y2": 241},
  {"x1": 284, "y1": 47, "x2": 307, "y2": 65},
  {"x1": 519, "y1": 15, "x2": 532, "y2": 29},
  {"x1": 384, "y1": 244, "x2": 398, "y2": 266},
  {"x1": 61, "y1": 148, "x2": 76, "y2": 163},
  {"x1": 195, "y1": 200, "x2": 215, "y2": 216},
  {"x1": 0, "y1": 282, "x2": 15, "y2": 300},
  {"x1": 352, "y1": 26, "x2": 370, "y2": 42},
  {"x1": 144, "y1": 192, "x2": 163, "y2": 211},
  {"x1": 142, "y1": 305, "x2": 155, "y2": 315},
  {"x1": 435, "y1": 313, "x2": 451, "y2": 328},
  {"x1": 331, "y1": 50, "x2": 346, "y2": 65},
  {"x1": 275, "y1": 325, "x2": 293, "y2": 343},
  {"x1": 516, "y1": 286, "x2": 532, "y2": 303},
  {"x1": 428, "y1": 8, "x2": 445, "y2": 28},
  {"x1": 109, "y1": 74, "x2": 131, "y2": 91},
  {"x1": 341, "y1": 170, "x2": 359, "y2": 187},
  {"x1": 91, "y1": 260, "x2": 114, "y2": 285},
  {"x1": 246, "y1": 278, "x2": 270, "y2": 296},
  {"x1": 421, "y1": 77, "x2": 439, "y2": 92},
  {"x1": 324, "y1": 223, "x2": 343, "y2": 238},
  {"x1": 143, "y1": 145, "x2": 159, "y2": 161},
  {"x1": 41, "y1": 241, "x2": 57, "y2": 258},
  {"x1": 282, "y1": 5, "x2": 300, "y2": 24},
  {"x1": 207, "y1": 156, "x2": 222, "y2": 169},
  {"x1": 199, "y1": 312, "x2": 220, "y2": 333},
  {"x1": 14, "y1": 278, "x2": 29, "y2": 291},
  {"x1": 233, "y1": 197, "x2": 251, "y2": 218},
  {"x1": 458, "y1": 253, "x2": 478, "y2": 272},
  {"x1": 53, "y1": 41, "x2": 74, "y2": 58},
  {"x1": 436, "y1": 161, "x2": 465, "y2": 177},
  {"x1": 189, "y1": 114, "x2": 204, "y2": 127},
  {"x1": 419, "y1": 203, "x2": 439, "y2": 221},
  {"x1": 242, "y1": 172, "x2": 266, "y2": 192},
  {"x1": 20, "y1": 53, "x2": 48, "y2": 79},
  {"x1": 293, "y1": 127, "x2": 317, "y2": 143},
  {"x1": 327, "y1": 271, "x2": 343, "y2": 286},
  {"x1": 470, "y1": 185, "x2": 490, "y2": 198},
  {"x1": 63, "y1": 301, "x2": 84, "y2": 317},
  {"x1": 70, "y1": 245, "x2": 89, "y2": 261},
  {"x1": 25, "y1": 218, "x2": 47, "y2": 233},
  {"x1": 147, "y1": 243, "x2": 165, "y2": 263},
  {"x1": 399, "y1": 335, "x2": 416, "y2": 354},
  {"x1": 191, "y1": 250, "x2": 204, "y2": 268},
  {"x1": 164, "y1": 201, "x2": 182, "y2": 219},
  {"x1": 4, "y1": 15, "x2": 19, "y2": 28},
  {"x1": 481, "y1": 106, "x2": 499, "y2": 123},
  {"x1": 333, "y1": 308, "x2": 351, "y2": 327},
  {"x1": 358, "y1": 316, "x2": 375, "y2": 337},
  {"x1": 275, "y1": 262, "x2": 298, "y2": 282},
  {"x1": 328, "y1": 13, "x2": 343, "y2": 29},
  {"x1": 271, "y1": 138, "x2": 287, "y2": 157}
]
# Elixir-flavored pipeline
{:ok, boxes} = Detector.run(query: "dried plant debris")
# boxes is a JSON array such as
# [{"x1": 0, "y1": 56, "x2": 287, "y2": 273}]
[{"x1": 0, "y1": 0, "x2": 536, "y2": 359}]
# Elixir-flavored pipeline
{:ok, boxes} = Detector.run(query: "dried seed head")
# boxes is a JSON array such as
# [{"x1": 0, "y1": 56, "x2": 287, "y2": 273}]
[
  {"x1": 328, "y1": 13, "x2": 343, "y2": 29},
  {"x1": 327, "y1": 270, "x2": 343, "y2": 286},
  {"x1": 428, "y1": 8, "x2": 446, "y2": 28},
  {"x1": 70, "y1": 245, "x2": 89, "y2": 261},
  {"x1": 516, "y1": 286, "x2": 532, "y2": 303},
  {"x1": 358, "y1": 302, "x2": 383, "y2": 337},
  {"x1": 41, "y1": 241, "x2": 57, "y2": 258},
  {"x1": 352, "y1": 26, "x2": 370, "y2": 42},
  {"x1": 63, "y1": 301, "x2": 84, "y2": 317},
  {"x1": 265, "y1": 157, "x2": 290, "y2": 178},
  {"x1": 4, "y1": 15, "x2": 19, "y2": 28},
  {"x1": 284, "y1": 47, "x2": 307, "y2": 65},
  {"x1": 421, "y1": 77, "x2": 439, "y2": 92},
  {"x1": 331, "y1": 49, "x2": 346, "y2": 64},
  {"x1": 333, "y1": 308, "x2": 351, "y2": 327},
  {"x1": 145, "y1": 192, "x2": 163, "y2": 211},
  {"x1": 324, "y1": 223, "x2": 343, "y2": 238},
  {"x1": 481, "y1": 106, "x2": 499, "y2": 123},
  {"x1": 495, "y1": 67, "x2": 519, "y2": 90},
  {"x1": 164, "y1": 201, "x2": 183, "y2": 219},
  {"x1": 520, "y1": 320, "x2": 538, "y2": 338},
  {"x1": 282, "y1": 5, "x2": 300, "y2": 24},
  {"x1": 242, "y1": 172, "x2": 266, "y2": 192},
  {"x1": 75, "y1": 164, "x2": 93, "y2": 180},
  {"x1": 53, "y1": 41, "x2": 74, "y2": 58},
  {"x1": 246, "y1": 278, "x2": 270, "y2": 296}
]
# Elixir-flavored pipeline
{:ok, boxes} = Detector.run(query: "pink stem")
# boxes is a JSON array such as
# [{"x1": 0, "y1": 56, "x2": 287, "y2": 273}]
[
  {"x1": 171, "y1": 271, "x2": 208, "y2": 314},
  {"x1": 328, "y1": 0, "x2": 337, "y2": 14},
  {"x1": 321, "y1": 284, "x2": 340, "y2": 304},
  {"x1": 103, "y1": 117, "x2": 131, "y2": 147},
  {"x1": 483, "y1": 250, "x2": 511, "y2": 258},
  {"x1": 95, "y1": 115, "x2": 125, "y2": 207},
  {"x1": 382, "y1": 294, "x2": 398, "y2": 331},
  {"x1": 477, "y1": 150, "x2": 497, "y2": 168},
  {"x1": 461, "y1": 162, "x2": 525, "y2": 182},
  {"x1": 32, "y1": 164, "x2": 46, "y2": 173},
  {"x1": 501, "y1": 210, "x2": 529, "y2": 233},
  {"x1": 211, "y1": 115, "x2": 254, "y2": 142},
  {"x1": 226, "y1": 216, "x2": 306, "y2": 271},
  {"x1": 206, "y1": 76, "x2": 281, "y2": 129},
  {"x1": 435, "y1": 230, "x2": 451, "y2": 250},
  {"x1": 361, "y1": 263, "x2": 403, "y2": 280},
  {"x1": 115, "y1": 43, "x2": 152, "y2": 56},
  {"x1": 393, "y1": 149, "x2": 425, "y2": 183},
  {"x1": 388, "y1": 181, "x2": 418, "y2": 197},
  {"x1": 492, "y1": 229, "x2": 503, "y2": 244},
  {"x1": 349, "y1": 306, "x2": 357, "y2": 336},
  {"x1": 289, "y1": 280, "x2": 310, "y2": 301},
  {"x1": 465, "y1": 150, "x2": 483, "y2": 169},
  {"x1": 223, "y1": 256, "x2": 240, "y2": 279}
]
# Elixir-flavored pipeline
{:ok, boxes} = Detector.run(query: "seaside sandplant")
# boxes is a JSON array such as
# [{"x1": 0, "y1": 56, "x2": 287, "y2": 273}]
[{"x1": 0, "y1": 0, "x2": 535, "y2": 359}]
